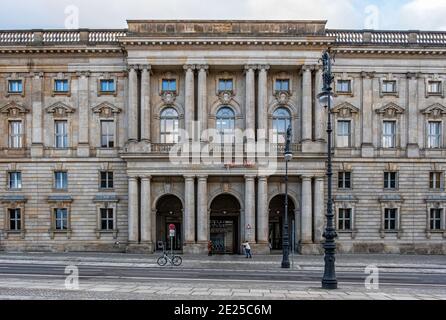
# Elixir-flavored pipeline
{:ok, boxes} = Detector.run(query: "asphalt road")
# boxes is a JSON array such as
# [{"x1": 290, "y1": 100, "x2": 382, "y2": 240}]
[{"x1": 0, "y1": 262, "x2": 445, "y2": 289}]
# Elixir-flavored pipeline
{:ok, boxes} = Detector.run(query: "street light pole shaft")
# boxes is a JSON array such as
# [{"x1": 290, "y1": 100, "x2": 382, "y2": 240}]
[{"x1": 282, "y1": 158, "x2": 290, "y2": 268}]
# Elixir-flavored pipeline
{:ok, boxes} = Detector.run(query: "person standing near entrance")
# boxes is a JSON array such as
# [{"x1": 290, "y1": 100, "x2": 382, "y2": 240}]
[{"x1": 242, "y1": 242, "x2": 252, "y2": 258}]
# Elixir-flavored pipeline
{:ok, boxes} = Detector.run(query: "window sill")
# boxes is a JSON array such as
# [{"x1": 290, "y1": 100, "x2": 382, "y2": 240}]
[
  {"x1": 381, "y1": 92, "x2": 399, "y2": 97},
  {"x1": 426, "y1": 93, "x2": 443, "y2": 97},
  {"x1": 52, "y1": 91, "x2": 71, "y2": 97},
  {"x1": 4, "y1": 230, "x2": 26, "y2": 239},
  {"x1": 380, "y1": 229, "x2": 402, "y2": 239},
  {"x1": 426, "y1": 230, "x2": 446, "y2": 239},
  {"x1": 49, "y1": 229, "x2": 72, "y2": 239},
  {"x1": 334, "y1": 91, "x2": 353, "y2": 96},
  {"x1": 5, "y1": 92, "x2": 24, "y2": 97},
  {"x1": 337, "y1": 229, "x2": 358, "y2": 239},
  {"x1": 95, "y1": 229, "x2": 119, "y2": 239},
  {"x1": 98, "y1": 91, "x2": 117, "y2": 96},
  {"x1": 99, "y1": 188, "x2": 115, "y2": 192}
]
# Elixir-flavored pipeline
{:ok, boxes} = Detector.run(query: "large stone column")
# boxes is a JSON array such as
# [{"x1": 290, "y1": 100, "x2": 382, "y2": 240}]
[
  {"x1": 184, "y1": 65, "x2": 195, "y2": 140},
  {"x1": 197, "y1": 65, "x2": 208, "y2": 141},
  {"x1": 301, "y1": 65, "x2": 313, "y2": 143},
  {"x1": 128, "y1": 176, "x2": 139, "y2": 244},
  {"x1": 257, "y1": 65, "x2": 270, "y2": 134},
  {"x1": 128, "y1": 66, "x2": 138, "y2": 142},
  {"x1": 31, "y1": 72, "x2": 44, "y2": 157},
  {"x1": 77, "y1": 71, "x2": 90, "y2": 157},
  {"x1": 361, "y1": 72, "x2": 374, "y2": 157},
  {"x1": 183, "y1": 175, "x2": 196, "y2": 249},
  {"x1": 244, "y1": 175, "x2": 256, "y2": 243},
  {"x1": 140, "y1": 176, "x2": 152, "y2": 250},
  {"x1": 301, "y1": 176, "x2": 313, "y2": 244},
  {"x1": 257, "y1": 176, "x2": 269, "y2": 252},
  {"x1": 313, "y1": 176, "x2": 325, "y2": 243},
  {"x1": 407, "y1": 72, "x2": 419, "y2": 157},
  {"x1": 141, "y1": 65, "x2": 151, "y2": 143},
  {"x1": 245, "y1": 65, "x2": 256, "y2": 138},
  {"x1": 197, "y1": 175, "x2": 208, "y2": 250},
  {"x1": 314, "y1": 66, "x2": 326, "y2": 142}
]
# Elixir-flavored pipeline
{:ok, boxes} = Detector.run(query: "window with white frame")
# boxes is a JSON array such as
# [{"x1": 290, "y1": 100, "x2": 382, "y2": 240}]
[
  {"x1": 218, "y1": 79, "x2": 233, "y2": 92},
  {"x1": 384, "y1": 171, "x2": 398, "y2": 190},
  {"x1": 8, "y1": 171, "x2": 22, "y2": 190},
  {"x1": 100, "y1": 171, "x2": 114, "y2": 189},
  {"x1": 8, "y1": 80, "x2": 23, "y2": 93},
  {"x1": 275, "y1": 79, "x2": 290, "y2": 92},
  {"x1": 54, "y1": 171, "x2": 68, "y2": 190},
  {"x1": 54, "y1": 208, "x2": 69, "y2": 230},
  {"x1": 336, "y1": 80, "x2": 351, "y2": 93},
  {"x1": 428, "y1": 81, "x2": 442, "y2": 95},
  {"x1": 100, "y1": 79, "x2": 115, "y2": 93},
  {"x1": 338, "y1": 171, "x2": 352, "y2": 189},
  {"x1": 337, "y1": 120, "x2": 351, "y2": 147},
  {"x1": 54, "y1": 79, "x2": 69, "y2": 92},
  {"x1": 427, "y1": 121, "x2": 442, "y2": 148},
  {"x1": 382, "y1": 80, "x2": 397, "y2": 93},
  {"x1": 100, "y1": 208, "x2": 114, "y2": 231},
  {"x1": 8, "y1": 120, "x2": 23, "y2": 148},
  {"x1": 384, "y1": 208, "x2": 398, "y2": 230},
  {"x1": 429, "y1": 172, "x2": 443, "y2": 190},
  {"x1": 55, "y1": 120, "x2": 68, "y2": 148},
  {"x1": 272, "y1": 107, "x2": 291, "y2": 144},
  {"x1": 338, "y1": 208, "x2": 352, "y2": 231},
  {"x1": 429, "y1": 208, "x2": 443, "y2": 230},
  {"x1": 216, "y1": 107, "x2": 236, "y2": 144},
  {"x1": 161, "y1": 79, "x2": 177, "y2": 92},
  {"x1": 382, "y1": 121, "x2": 396, "y2": 148},
  {"x1": 9, "y1": 208, "x2": 21, "y2": 231},
  {"x1": 160, "y1": 107, "x2": 179, "y2": 143},
  {"x1": 100, "y1": 120, "x2": 115, "y2": 148}
]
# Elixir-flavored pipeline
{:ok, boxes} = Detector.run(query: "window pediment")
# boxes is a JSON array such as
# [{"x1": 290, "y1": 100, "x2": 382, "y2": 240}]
[
  {"x1": 375, "y1": 102, "x2": 405, "y2": 117},
  {"x1": 422, "y1": 103, "x2": 446, "y2": 118},
  {"x1": 332, "y1": 102, "x2": 359, "y2": 118},
  {"x1": 92, "y1": 102, "x2": 122, "y2": 117},
  {"x1": 46, "y1": 102, "x2": 75, "y2": 117},
  {"x1": 0, "y1": 102, "x2": 28, "y2": 116}
]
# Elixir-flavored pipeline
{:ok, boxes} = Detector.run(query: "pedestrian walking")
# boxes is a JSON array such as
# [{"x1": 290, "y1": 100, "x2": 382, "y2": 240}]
[
  {"x1": 208, "y1": 240, "x2": 213, "y2": 256},
  {"x1": 242, "y1": 242, "x2": 252, "y2": 258}
]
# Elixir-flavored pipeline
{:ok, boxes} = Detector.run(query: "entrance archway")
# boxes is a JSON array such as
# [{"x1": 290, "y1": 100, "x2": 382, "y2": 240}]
[
  {"x1": 268, "y1": 195, "x2": 295, "y2": 251},
  {"x1": 156, "y1": 194, "x2": 183, "y2": 251},
  {"x1": 210, "y1": 194, "x2": 241, "y2": 254}
]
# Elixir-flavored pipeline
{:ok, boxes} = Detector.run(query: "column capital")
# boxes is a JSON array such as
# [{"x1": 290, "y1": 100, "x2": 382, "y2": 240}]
[
  {"x1": 406, "y1": 72, "x2": 422, "y2": 79},
  {"x1": 360, "y1": 71, "x2": 375, "y2": 79},
  {"x1": 244, "y1": 175, "x2": 256, "y2": 181},
  {"x1": 258, "y1": 176, "x2": 268, "y2": 182},
  {"x1": 141, "y1": 175, "x2": 152, "y2": 181},
  {"x1": 197, "y1": 64, "x2": 209, "y2": 72},
  {"x1": 128, "y1": 175, "x2": 138, "y2": 181},
  {"x1": 197, "y1": 175, "x2": 208, "y2": 181},
  {"x1": 315, "y1": 176, "x2": 325, "y2": 182},
  {"x1": 183, "y1": 64, "x2": 196, "y2": 71},
  {"x1": 301, "y1": 175, "x2": 312, "y2": 181},
  {"x1": 75, "y1": 71, "x2": 91, "y2": 78},
  {"x1": 140, "y1": 64, "x2": 152, "y2": 71},
  {"x1": 184, "y1": 175, "x2": 196, "y2": 181},
  {"x1": 257, "y1": 64, "x2": 270, "y2": 71},
  {"x1": 301, "y1": 65, "x2": 313, "y2": 72},
  {"x1": 30, "y1": 72, "x2": 44, "y2": 79},
  {"x1": 244, "y1": 64, "x2": 257, "y2": 72},
  {"x1": 127, "y1": 64, "x2": 139, "y2": 72}
]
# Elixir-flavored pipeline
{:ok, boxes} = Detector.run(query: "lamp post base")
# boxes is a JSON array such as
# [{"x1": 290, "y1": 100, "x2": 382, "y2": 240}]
[
  {"x1": 281, "y1": 261, "x2": 290, "y2": 269},
  {"x1": 322, "y1": 279, "x2": 338, "y2": 290}
]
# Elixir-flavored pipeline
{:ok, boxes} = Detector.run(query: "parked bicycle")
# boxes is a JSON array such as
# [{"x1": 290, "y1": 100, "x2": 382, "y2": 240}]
[{"x1": 157, "y1": 250, "x2": 182, "y2": 266}]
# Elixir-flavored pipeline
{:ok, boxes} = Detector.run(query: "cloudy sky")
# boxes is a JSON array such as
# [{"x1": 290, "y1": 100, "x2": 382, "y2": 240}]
[{"x1": 2, "y1": 0, "x2": 446, "y2": 31}]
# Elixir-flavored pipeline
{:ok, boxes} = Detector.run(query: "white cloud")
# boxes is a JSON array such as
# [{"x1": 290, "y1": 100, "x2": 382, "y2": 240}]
[{"x1": 398, "y1": 0, "x2": 446, "y2": 30}]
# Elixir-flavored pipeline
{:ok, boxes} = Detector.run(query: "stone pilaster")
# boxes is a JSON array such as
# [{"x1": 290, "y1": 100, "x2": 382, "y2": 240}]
[
  {"x1": 127, "y1": 176, "x2": 139, "y2": 244},
  {"x1": 407, "y1": 72, "x2": 420, "y2": 157},
  {"x1": 361, "y1": 71, "x2": 375, "y2": 157},
  {"x1": 77, "y1": 71, "x2": 90, "y2": 157},
  {"x1": 140, "y1": 176, "x2": 152, "y2": 250},
  {"x1": 128, "y1": 65, "x2": 138, "y2": 142},
  {"x1": 184, "y1": 65, "x2": 195, "y2": 140},
  {"x1": 245, "y1": 65, "x2": 256, "y2": 140},
  {"x1": 301, "y1": 65, "x2": 313, "y2": 143},
  {"x1": 256, "y1": 176, "x2": 269, "y2": 253},
  {"x1": 301, "y1": 176, "x2": 313, "y2": 244},
  {"x1": 141, "y1": 65, "x2": 151, "y2": 143},
  {"x1": 31, "y1": 72, "x2": 44, "y2": 157},
  {"x1": 314, "y1": 176, "x2": 325, "y2": 243},
  {"x1": 244, "y1": 175, "x2": 256, "y2": 243},
  {"x1": 183, "y1": 175, "x2": 196, "y2": 249},
  {"x1": 314, "y1": 66, "x2": 326, "y2": 142},
  {"x1": 257, "y1": 65, "x2": 270, "y2": 134},
  {"x1": 196, "y1": 175, "x2": 208, "y2": 252},
  {"x1": 197, "y1": 65, "x2": 209, "y2": 141}
]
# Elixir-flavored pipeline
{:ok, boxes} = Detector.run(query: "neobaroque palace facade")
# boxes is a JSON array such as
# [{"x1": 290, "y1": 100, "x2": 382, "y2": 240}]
[{"x1": 0, "y1": 20, "x2": 445, "y2": 254}]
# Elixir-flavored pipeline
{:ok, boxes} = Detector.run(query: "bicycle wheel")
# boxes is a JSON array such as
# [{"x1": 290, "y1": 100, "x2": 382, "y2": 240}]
[
  {"x1": 157, "y1": 256, "x2": 168, "y2": 266},
  {"x1": 172, "y1": 256, "x2": 182, "y2": 266}
]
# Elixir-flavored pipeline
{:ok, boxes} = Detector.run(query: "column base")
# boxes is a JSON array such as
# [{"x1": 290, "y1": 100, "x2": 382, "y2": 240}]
[
  {"x1": 361, "y1": 143, "x2": 374, "y2": 158},
  {"x1": 407, "y1": 143, "x2": 420, "y2": 158},
  {"x1": 31, "y1": 144, "x2": 44, "y2": 157},
  {"x1": 126, "y1": 242, "x2": 155, "y2": 254},
  {"x1": 299, "y1": 243, "x2": 324, "y2": 255},
  {"x1": 77, "y1": 143, "x2": 90, "y2": 157},
  {"x1": 183, "y1": 243, "x2": 208, "y2": 254},
  {"x1": 251, "y1": 243, "x2": 270, "y2": 255}
]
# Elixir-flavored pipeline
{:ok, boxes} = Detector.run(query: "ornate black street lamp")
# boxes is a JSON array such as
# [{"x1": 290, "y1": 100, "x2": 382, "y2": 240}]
[
  {"x1": 281, "y1": 125, "x2": 293, "y2": 269},
  {"x1": 317, "y1": 50, "x2": 338, "y2": 289}
]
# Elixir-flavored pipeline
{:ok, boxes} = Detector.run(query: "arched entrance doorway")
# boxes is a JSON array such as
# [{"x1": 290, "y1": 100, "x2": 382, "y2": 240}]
[
  {"x1": 156, "y1": 195, "x2": 183, "y2": 251},
  {"x1": 210, "y1": 194, "x2": 241, "y2": 254},
  {"x1": 269, "y1": 195, "x2": 295, "y2": 251}
]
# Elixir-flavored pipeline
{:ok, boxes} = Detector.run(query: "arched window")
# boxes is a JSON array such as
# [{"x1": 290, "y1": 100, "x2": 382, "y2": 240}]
[
  {"x1": 160, "y1": 107, "x2": 179, "y2": 143},
  {"x1": 216, "y1": 106, "x2": 235, "y2": 143},
  {"x1": 272, "y1": 107, "x2": 291, "y2": 143}
]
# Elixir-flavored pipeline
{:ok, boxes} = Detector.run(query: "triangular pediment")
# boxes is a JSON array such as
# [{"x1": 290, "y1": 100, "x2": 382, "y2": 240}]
[
  {"x1": 332, "y1": 102, "x2": 359, "y2": 117},
  {"x1": 0, "y1": 101, "x2": 28, "y2": 116},
  {"x1": 376, "y1": 102, "x2": 405, "y2": 117},
  {"x1": 92, "y1": 102, "x2": 122, "y2": 116},
  {"x1": 422, "y1": 103, "x2": 446, "y2": 118},
  {"x1": 46, "y1": 102, "x2": 75, "y2": 115}
]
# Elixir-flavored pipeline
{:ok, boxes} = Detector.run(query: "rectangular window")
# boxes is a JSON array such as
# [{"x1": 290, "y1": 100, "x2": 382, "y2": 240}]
[
  {"x1": 9, "y1": 120, "x2": 23, "y2": 148},
  {"x1": 9, "y1": 208, "x2": 21, "y2": 231},
  {"x1": 54, "y1": 208, "x2": 68, "y2": 230},
  {"x1": 54, "y1": 171, "x2": 68, "y2": 190},
  {"x1": 100, "y1": 120, "x2": 115, "y2": 148},
  {"x1": 218, "y1": 79, "x2": 233, "y2": 92},
  {"x1": 54, "y1": 79, "x2": 69, "y2": 92},
  {"x1": 100, "y1": 171, "x2": 114, "y2": 189},
  {"x1": 336, "y1": 80, "x2": 351, "y2": 93},
  {"x1": 384, "y1": 208, "x2": 398, "y2": 230},
  {"x1": 427, "y1": 121, "x2": 441, "y2": 149},
  {"x1": 384, "y1": 172, "x2": 397, "y2": 189},
  {"x1": 337, "y1": 120, "x2": 351, "y2": 148},
  {"x1": 382, "y1": 80, "x2": 397, "y2": 93},
  {"x1": 100, "y1": 208, "x2": 114, "y2": 230},
  {"x1": 382, "y1": 121, "x2": 396, "y2": 148},
  {"x1": 430, "y1": 208, "x2": 443, "y2": 230},
  {"x1": 161, "y1": 79, "x2": 177, "y2": 92},
  {"x1": 8, "y1": 172, "x2": 22, "y2": 190},
  {"x1": 338, "y1": 208, "x2": 352, "y2": 231},
  {"x1": 8, "y1": 80, "x2": 23, "y2": 93},
  {"x1": 275, "y1": 79, "x2": 290, "y2": 91},
  {"x1": 428, "y1": 81, "x2": 442, "y2": 94},
  {"x1": 100, "y1": 79, "x2": 115, "y2": 93},
  {"x1": 338, "y1": 172, "x2": 352, "y2": 189},
  {"x1": 55, "y1": 120, "x2": 68, "y2": 148},
  {"x1": 430, "y1": 172, "x2": 442, "y2": 190}
]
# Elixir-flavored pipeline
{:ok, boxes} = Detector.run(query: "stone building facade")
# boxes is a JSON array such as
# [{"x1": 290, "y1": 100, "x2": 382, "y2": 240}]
[{"x1": 0, "y1": 20, "x2": 445, "y2": 254}]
